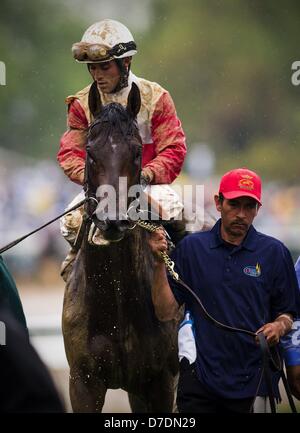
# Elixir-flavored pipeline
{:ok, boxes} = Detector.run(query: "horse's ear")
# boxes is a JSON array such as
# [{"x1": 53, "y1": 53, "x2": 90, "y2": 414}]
[
  {"x1": 126, "y1": 82, "x2": 141, "y2": 119},
  {"x1": 88, "y1": 81, "x2": 103, "y2": 119}
]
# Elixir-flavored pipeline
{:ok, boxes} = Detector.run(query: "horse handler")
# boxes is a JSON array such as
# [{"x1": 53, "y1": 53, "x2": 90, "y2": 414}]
[
  {"x1": 148, "y1": 167, "x2": 299, "y2": 413},
  {"x1": 57, "y1": 19, "x2": 187, "y2": 280}
]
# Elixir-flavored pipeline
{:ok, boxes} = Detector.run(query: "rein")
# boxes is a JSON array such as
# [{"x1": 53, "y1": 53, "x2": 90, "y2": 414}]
[{"x1": 0, "y1": 198, "x2": 88, "y2": 255}]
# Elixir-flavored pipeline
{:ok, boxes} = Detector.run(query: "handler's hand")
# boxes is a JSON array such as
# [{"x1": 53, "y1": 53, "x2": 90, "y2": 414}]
[
  {"x1": 148, "y1": 229, "x2": 168, "y2": 262},
  {"x1": 255, "y1": 322, "x2": 285, "y2": 347}
]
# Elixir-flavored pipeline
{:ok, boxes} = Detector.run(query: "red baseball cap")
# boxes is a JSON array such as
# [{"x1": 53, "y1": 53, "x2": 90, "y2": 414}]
[{"x1": 219, "y1": 168, "x2": 262, "y2": 205}]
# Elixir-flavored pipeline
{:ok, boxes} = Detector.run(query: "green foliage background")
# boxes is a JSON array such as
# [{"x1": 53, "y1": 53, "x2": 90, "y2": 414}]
[{"x1": 1, "y1": 0, "x2": 300, "y2": 180}]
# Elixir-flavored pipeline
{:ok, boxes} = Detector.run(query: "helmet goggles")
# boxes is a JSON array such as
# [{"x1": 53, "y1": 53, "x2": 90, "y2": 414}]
[{"x1": 72, "y1": 41, "x2": 137, "y2": 63}]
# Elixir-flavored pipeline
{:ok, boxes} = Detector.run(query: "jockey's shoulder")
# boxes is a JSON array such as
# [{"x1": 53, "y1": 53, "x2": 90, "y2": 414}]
[
  {"x1": 63, "y1": 76, "x2": 171, "y2": 114},
  {"x1": 65, "y1": 84, "x2": 92, "y2": 105},
  {"x1": 132, "y1": 74, "x2": 169, "y2": 106},
  {"x1": 134, "y1": 74, "x2": 167, "y2": 93}
]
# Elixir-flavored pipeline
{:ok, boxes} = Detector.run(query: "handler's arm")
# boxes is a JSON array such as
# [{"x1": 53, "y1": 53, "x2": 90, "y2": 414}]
[
  {"x1": 148, "y1": 230, "x2": 180, "y2": 321},
  {"x1": 256, "y1": 245, "x2": 297, "y2": 346}
]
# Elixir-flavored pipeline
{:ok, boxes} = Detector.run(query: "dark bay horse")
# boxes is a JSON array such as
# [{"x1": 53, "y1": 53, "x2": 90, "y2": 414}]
[{"x1": 62, "y1": 81, "x2": 179, "y2": 412}]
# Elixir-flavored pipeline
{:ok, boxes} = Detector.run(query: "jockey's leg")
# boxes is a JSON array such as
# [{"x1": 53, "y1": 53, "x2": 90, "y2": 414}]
[
  {"x1": 143, "y1": 184, "x2": 186, "y2": 245},
  {"x1": 60, "y1": 192, "x2": 85, "y2": 282}
]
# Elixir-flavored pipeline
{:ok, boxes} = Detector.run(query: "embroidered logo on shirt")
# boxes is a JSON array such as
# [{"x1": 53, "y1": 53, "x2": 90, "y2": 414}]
[{"x1": 243, "y1": 263, "x2": 261, "y2": 277}]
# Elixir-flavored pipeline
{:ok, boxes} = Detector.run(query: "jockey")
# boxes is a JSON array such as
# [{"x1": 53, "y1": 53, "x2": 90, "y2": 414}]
[
  {"x1": 57, "y1": 19, "x2": 187, "y2": 279},
  {"x1": 58, "y1": 19, "x2": 186, "y2": 187}
]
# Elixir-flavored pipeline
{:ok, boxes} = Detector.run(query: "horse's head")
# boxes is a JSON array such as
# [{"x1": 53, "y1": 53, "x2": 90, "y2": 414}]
[{"x1": 85, "y1": 81, "x2": 142, "y2": 242}]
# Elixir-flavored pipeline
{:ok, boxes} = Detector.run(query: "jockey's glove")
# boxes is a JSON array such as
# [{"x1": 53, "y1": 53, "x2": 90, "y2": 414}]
[{"x1": 140, "y1": 172, "x2": 151, "y2": 189}]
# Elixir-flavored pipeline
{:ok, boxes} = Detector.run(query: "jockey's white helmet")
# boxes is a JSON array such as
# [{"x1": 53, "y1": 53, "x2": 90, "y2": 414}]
[{"x1": 72, "y1": 19, "x2": 137, "y2": 63}]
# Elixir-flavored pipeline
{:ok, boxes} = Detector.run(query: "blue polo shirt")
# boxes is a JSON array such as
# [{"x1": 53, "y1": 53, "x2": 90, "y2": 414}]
[{"x1": 169, "y1": 219, "x2": 297, "y2": 399}]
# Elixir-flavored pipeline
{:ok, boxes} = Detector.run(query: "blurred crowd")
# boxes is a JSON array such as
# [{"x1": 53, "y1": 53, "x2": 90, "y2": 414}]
[{"x1": 0, "y1": 152, "x2": 80, "y2": 278}]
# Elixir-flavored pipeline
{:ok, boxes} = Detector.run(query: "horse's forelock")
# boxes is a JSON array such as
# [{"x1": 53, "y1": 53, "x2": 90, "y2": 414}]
[
  {"x1": 91, "y1": 104, "x2": 130, "y2": 130},
  {"x1": 89, "y1": 102, "x2": 141, "y2": 146}
]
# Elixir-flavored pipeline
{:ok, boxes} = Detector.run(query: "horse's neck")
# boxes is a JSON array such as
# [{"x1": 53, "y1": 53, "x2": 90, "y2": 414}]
[
  {"x1": 81, "y1": 228, "x2": 158, "y2": 336},
  {"x1": 83, "y1": 228, "x2": 153, "y2": 296}
]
